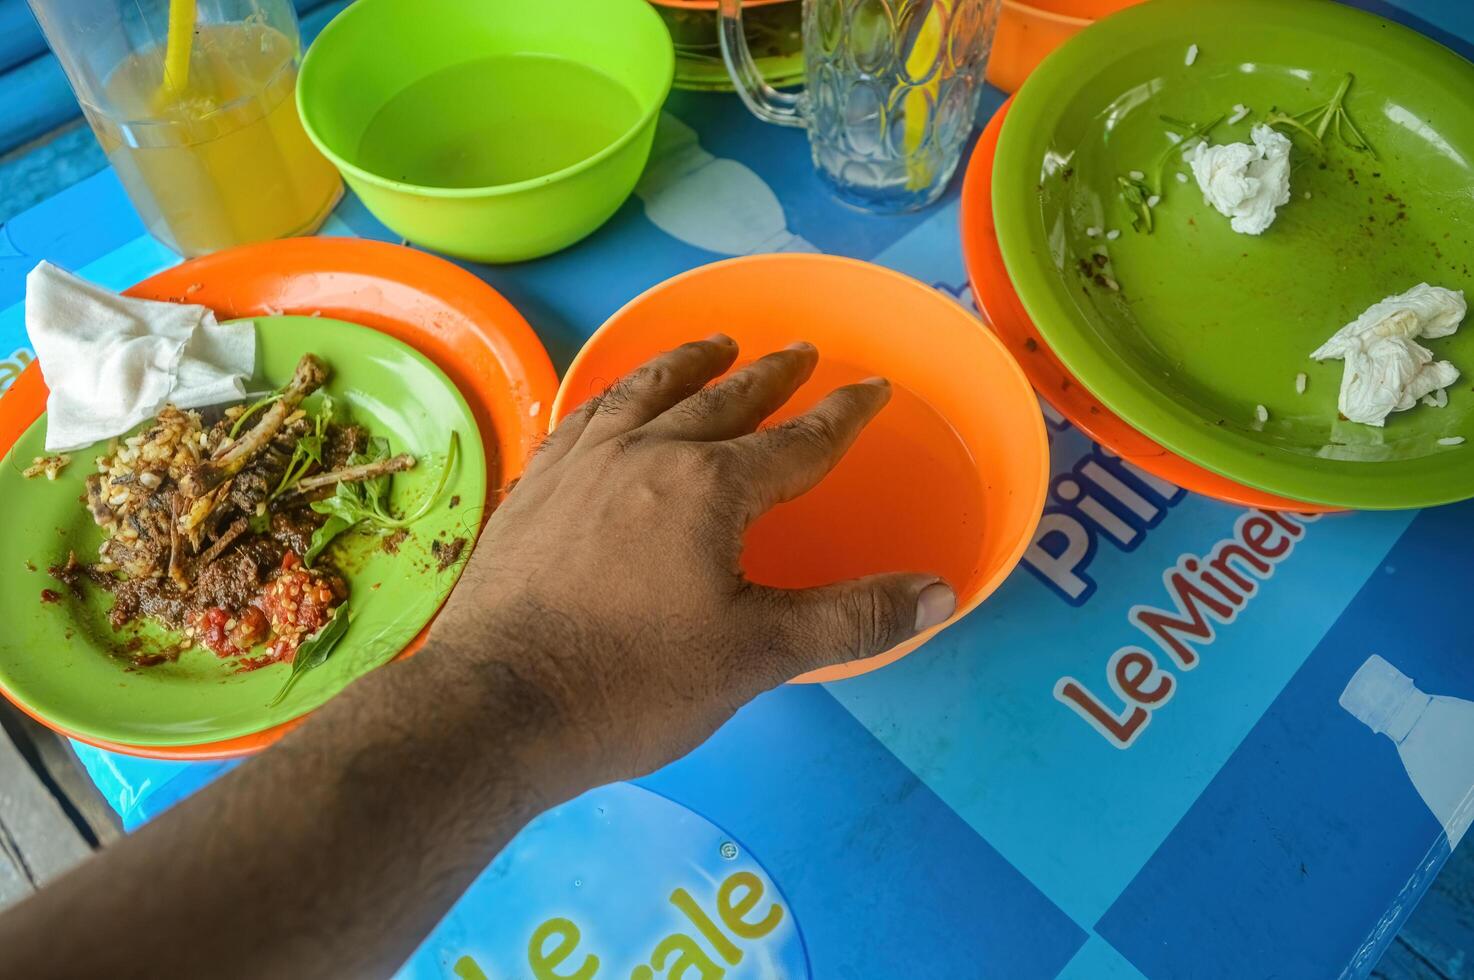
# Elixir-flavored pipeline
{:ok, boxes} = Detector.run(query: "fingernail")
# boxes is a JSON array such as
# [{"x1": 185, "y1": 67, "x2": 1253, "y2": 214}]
[
  {"x1": 861, "y1": 376, "x2": 890, "y2": 388},
  {"x1": 705, "y1": 332, "x2": 736, "y2": 346},
  {"x1": 914, "y1": 581, "x2": 956, "y2": 631},
  {"x1": 784, "y1": 341, "x2": 816, "y2": 352}
]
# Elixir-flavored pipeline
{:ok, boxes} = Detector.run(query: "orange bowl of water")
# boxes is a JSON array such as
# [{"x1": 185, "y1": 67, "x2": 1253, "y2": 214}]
[{"x1": 552, "y1": 254, "x2": 1049, "y2": 683}]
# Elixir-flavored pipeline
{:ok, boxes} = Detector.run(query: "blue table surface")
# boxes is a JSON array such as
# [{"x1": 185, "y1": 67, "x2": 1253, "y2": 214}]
[{"x1": 3, "y1": 2, "x2": 1474, "y2": 978}]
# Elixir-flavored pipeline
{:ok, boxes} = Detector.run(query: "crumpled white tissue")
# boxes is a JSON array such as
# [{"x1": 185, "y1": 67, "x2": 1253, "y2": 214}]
[
  {"x1": 1310, "y1": 283, "x2": 1466, "y2": 427},
  {"x1": 25, "y1": 261, "x2": 255, "y2": 452},
  {"x1": 1186, "y1": 124, "x2": 1293, "y2": 235}
]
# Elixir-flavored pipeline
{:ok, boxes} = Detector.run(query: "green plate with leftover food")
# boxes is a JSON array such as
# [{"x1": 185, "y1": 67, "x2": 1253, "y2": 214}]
[
  {"x1": 0, "y1": 316, "x2": 486, "y2": 747},
  {"x1": 994, "y1": 0, "x2": 1474, "y2": 509}
]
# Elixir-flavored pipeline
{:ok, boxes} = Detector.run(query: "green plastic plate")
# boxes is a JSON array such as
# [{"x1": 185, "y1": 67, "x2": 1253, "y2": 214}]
[
  {"x1": 994, "y1": 0, "x2": 1474, "y2": 509},
  {"x1": 0, "y1": 316, "x2": 486, "y2": 747}
]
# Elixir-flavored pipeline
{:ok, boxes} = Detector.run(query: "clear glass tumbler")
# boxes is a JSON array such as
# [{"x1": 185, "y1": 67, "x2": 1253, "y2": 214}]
[
  {"x1": 27, "y1": 0, "x2": 343, "y2": 257},
  {"x1": 720, "y1": 0, "x2": 1000, "y2": 212}
]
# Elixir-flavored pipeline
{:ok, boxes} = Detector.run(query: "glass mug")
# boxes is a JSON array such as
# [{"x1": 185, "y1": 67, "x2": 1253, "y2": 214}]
[{"x1": 720, "y1": 0, "x2": 1000, "y2": 212}]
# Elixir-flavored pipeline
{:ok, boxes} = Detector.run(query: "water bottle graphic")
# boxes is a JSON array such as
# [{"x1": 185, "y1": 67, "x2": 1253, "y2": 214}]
[
  {"x1": 1340, "y1": 655, "x2": 1474, "y2": 848},
  {"x1": 635, "y1": 114, "x2": 818, "y2": 257}
]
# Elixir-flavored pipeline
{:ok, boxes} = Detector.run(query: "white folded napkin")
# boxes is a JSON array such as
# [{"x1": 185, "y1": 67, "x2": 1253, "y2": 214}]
[{"x1": 25, "y1": 262, "x2": 256, "y2": 452}]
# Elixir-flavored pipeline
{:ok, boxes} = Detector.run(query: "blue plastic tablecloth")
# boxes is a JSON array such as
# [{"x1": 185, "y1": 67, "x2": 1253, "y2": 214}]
[{"x1": 4, "y1": 2, "x2": 1474, "y2": 976}]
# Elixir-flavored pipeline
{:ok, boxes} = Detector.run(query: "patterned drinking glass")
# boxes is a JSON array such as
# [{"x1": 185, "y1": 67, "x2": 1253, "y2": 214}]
[{"x1": 719, "y1": 0, "x2": 1000, "y2": 213}]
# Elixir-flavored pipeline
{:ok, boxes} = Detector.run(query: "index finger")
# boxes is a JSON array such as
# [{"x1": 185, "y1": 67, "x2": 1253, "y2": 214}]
[
  {"x1": 734, "y1": 377, "x2": 892, "y2": 517},
  {"x1": 568, "y1": 333, "x2": 739, "y2": 451}
]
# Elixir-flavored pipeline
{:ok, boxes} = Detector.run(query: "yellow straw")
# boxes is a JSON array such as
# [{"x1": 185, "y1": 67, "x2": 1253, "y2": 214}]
[
  {"x1": 902, "y1": 0, "x2": 948, "y2": 191},
  {"x1": 160, "y1": 0, "x2": 197, "y2": 101}
]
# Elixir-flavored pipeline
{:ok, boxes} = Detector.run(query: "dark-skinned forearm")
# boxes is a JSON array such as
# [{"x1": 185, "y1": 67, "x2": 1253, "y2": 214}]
[
  {"x1": 0, "y1": 635, "x2": 571, "y2": 980},
  {"x1": 0, "y1": 336, "x2": 954, "y2": 979}
]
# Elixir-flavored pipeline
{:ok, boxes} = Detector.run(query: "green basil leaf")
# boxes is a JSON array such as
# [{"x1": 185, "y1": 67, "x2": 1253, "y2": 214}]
[
  {"x1": 310, "y1": 492, "x2": 356, "y2": 521},
  {"x1": 349, "y1": 437, "x2": 391, "y2": 467},
  {"x1": 366, "y1": 439, "x2": 396, "y2": 511},
  {"x1": 392, "y1": 432, "x2": 460, "y2": 527},
  {"x1": 344, "y1": 436, "x2": 386, "y2": 471},
  {"x1": 306, "y1": 432, "x2": 456, "y2": 548},
  {"x1": 304, "y1": 514, "x2": 357, "y2": 567},
  {"x1": 267, "y1": 604, "x2": 351, "y2": 708}
]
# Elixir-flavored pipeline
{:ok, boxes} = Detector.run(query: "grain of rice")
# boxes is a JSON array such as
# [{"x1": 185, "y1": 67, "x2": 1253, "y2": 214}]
[
  {"x1": 1147, "y1": 195, "x2": 1161, "y2": 208},
  {"x1": 1185, "y1": 43, "x2": 1199, "y2": 66},
  {"x1": 1438, "y1": 436, "x2": 1465, "y2": 446},
  {"x1": 22, "y1": 454, "x2": 71, "y2": 481},
  {"x1": 1106, "y1": 229, "x2": 1121, "y2": 240},
  {"x1": 1295, "y1": 372, "x2": 1307, "y2": 394},
  {"x1": 1129, "y1": 170, "x2": 1145, "y2": 180},
  {"x1": 1176, "y1": 172, "x2": 1189, "y2": 183},
  {"x1": 1086, "y1": 226, "x2": 1101, "y2": 237},
  {"x1": 1255, "y1": 404, "x2": 1269, "y2": 423}
]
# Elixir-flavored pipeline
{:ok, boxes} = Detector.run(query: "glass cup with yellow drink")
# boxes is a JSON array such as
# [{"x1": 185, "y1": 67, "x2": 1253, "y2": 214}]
[{"x1": 27, "y1": 0, "x2": 343, "y2": 257}]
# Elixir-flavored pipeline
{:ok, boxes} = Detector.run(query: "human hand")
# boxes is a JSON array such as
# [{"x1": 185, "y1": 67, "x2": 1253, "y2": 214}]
[
  {"x1": 427, "y1": 335, "x2": 956, "y2": 793},
  {"x1": 0, "y1": 337, "x2": 962, "y2": 980}
]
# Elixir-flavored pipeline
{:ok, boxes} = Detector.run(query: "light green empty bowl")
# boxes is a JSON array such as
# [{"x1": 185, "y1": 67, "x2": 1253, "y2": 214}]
[{"x1": 298, "y1": 0, "x2": 674, "y2": 263}]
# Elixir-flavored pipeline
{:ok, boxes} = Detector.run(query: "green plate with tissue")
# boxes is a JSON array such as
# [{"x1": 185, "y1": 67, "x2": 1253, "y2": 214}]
[
  {"x1": 994, "y1": 0, "x2": 1474, "y2": 509},
  {"x1": 0, "y1": 316, "x2": 485, "y2": 749}
]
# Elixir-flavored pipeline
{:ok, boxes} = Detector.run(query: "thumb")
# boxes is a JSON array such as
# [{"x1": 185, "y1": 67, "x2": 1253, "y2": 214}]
[{"x1": 763, "y1": 573, "x2": 957, "y2": 679}]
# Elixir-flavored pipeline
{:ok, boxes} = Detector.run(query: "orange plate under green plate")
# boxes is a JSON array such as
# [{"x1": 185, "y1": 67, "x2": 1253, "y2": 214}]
[
  {"x1": 553, "y1": 254, "x2": 1049, "y2": 683},
  {"x1": 0, "y1": 239, "x2": 557, "y2": 758}
]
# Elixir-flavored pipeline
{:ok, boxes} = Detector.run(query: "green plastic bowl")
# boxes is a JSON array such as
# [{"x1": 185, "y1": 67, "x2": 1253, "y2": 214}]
[{"x1": 298, "y1": 0, "x2": 674, "y2": 263}]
